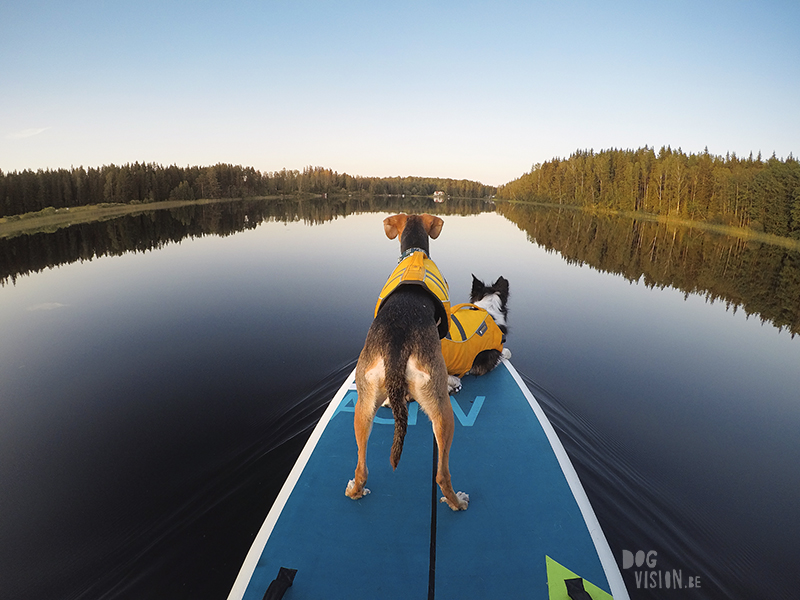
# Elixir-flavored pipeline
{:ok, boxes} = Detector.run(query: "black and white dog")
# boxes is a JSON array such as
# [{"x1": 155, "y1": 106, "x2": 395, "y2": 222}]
[{"x1": 442, "y1": 275, "x2": 510, "y2": 394}]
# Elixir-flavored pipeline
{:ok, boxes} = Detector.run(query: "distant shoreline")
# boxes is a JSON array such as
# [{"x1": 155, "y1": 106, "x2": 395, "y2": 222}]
[
  {"x1": 0, "y1": 196, "x2": 279, "y2": 239},
  {"x1": 0, "y1": 192, "x2": 485, "y2": 238},
  {"x1": 4, "y1": 195, "x2": 800, "y2": 252}
]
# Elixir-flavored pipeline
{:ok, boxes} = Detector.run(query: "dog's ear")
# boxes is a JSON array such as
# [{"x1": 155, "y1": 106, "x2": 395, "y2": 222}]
[
  {"x1": 421, "y1": 214, "x2": 444, "y2": 239},
  {"x1": 383, "y1": 214, "x2": 408, "y2": 239},
  {"x1": 493, "y1": 276, "x2": 509, "y2": 296},
  {"x1": 470, "y1": 274, "x2": 486, "y2": 298}
]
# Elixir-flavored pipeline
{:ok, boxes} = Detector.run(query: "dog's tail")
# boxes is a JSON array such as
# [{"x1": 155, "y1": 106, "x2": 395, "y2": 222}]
[{"x1": 385, "y1": 348, "x2": 409, "y2": 470}]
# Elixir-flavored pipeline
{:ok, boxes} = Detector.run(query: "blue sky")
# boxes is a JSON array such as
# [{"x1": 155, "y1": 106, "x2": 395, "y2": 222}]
[{"x1": 2, "y1": 0, "x2": 798, "y2": 186}]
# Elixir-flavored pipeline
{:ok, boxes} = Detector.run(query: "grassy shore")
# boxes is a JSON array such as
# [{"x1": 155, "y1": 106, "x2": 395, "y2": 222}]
[
  {"x1": 0, "y1": 196, "x2": 278, "y2": 239},
  {"x1": 498, "y1": 199, "x2": 800, "y2": 252}
]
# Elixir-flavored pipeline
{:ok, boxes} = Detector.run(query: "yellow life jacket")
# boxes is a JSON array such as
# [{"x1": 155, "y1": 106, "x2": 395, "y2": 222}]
[
  {"x1": 374, "y1": 249, "x2": 451, "y2": 338},
  {"x1": 441, "y1": 303, "x2": 504, "y2": 377}
]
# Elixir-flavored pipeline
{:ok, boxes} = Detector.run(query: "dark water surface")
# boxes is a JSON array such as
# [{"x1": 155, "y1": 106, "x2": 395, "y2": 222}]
[{"x1": 1, "y1": 198, "x2": 798, "y2": 599}]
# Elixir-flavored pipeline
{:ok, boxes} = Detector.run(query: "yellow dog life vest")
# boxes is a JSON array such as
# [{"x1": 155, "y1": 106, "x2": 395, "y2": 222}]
[
  {"x1": 374, "y1": 249, "x2": 451, "y2": 339},
  {"x1": 441, "y1": 303, "x2": 504, "y2": 377}
]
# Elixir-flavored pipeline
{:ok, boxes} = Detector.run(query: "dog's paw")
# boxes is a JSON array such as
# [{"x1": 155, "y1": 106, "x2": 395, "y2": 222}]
[
  {"x1": 345, "y1": 479, "x2": 370, "y2": 500},
  {"x1": 447, "y1": 375, "x2": 462, "y2": 395},
  {"x1": 440, "y1": 491, "x2": 469, "y2": 511},
  {"x1": 501, "y1": 348, "x2": 512, "y2": 360}
]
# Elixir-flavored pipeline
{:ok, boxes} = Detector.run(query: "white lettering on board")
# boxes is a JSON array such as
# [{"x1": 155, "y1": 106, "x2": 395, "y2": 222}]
[
  {"x1": 450, "y1": 395, "x2": 485, "y2": 427},
  {"x1": 333, "y1": 392, "x2": 484, "y2": 426}
]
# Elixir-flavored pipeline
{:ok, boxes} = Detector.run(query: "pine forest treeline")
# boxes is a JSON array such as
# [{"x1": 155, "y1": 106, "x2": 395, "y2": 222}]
[
  {"x1": 0, "y1": 163, "x2": 496, "y2": 219},
  {"x1": 497, "y1": 147, "x2": 800, "y2": 239}
]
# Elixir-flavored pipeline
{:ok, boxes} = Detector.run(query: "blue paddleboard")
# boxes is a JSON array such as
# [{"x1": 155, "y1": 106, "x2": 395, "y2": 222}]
[{"x1": 228, "y1": 360, "x2": 629, "y2": 599}]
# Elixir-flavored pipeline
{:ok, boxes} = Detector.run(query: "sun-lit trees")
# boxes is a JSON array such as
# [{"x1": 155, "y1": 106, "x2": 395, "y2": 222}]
[{"x1": 498, "y1": 147, "x2": 800, "y2": 238}]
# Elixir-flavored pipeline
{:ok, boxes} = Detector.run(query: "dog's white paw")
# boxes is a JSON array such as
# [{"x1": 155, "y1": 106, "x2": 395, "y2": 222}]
[
  {"x1": 345, "y1": 479, "x2": 370, "y2": 500},
  {"x1": 501, "y1": 348, "x2": 512, "y2": 360},
  {"x1": 440, "y1": 491, "x2": 469, "y2": 511},
  {"x1": 447, "y1": 375, "x2": 462, "y2": 395}
]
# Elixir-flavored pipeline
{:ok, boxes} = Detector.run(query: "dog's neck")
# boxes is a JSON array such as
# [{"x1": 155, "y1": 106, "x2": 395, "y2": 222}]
[
  {"x1": 398, "y1": 247, "x2": 428, "y2": 262},
  {"x1": 399, "y1": 217, "x2": 432, "y2": 257},
  {"x1": 474, "y1": 294, "x2": 507, "y2": 329}
]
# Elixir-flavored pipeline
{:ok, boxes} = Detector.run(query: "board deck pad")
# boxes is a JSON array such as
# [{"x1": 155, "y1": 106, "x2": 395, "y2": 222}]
[{"x1": 229, "y1": 361, "x2": 628, "y2": 600}]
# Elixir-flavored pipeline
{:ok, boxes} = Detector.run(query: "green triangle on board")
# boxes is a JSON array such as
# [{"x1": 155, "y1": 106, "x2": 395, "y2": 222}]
[{"x1": 546, "y1": 555, "x2": 614, "y2": 600}]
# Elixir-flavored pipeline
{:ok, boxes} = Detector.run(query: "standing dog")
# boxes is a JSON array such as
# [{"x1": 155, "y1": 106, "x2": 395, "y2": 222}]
[
  {"x1": 346, "y1": 214, "x2": 469, "y2": 511},
  {"x1": 443, "y1": 275, "x2": 511, "y2": 394}
]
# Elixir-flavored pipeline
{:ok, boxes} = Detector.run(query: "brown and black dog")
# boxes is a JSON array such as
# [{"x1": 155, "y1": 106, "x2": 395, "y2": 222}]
[{"x1": 345, "y1": 213, "x2": 469, "y2": 511}]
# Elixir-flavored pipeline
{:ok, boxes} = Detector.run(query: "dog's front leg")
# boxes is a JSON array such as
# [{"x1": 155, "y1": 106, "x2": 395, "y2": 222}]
[{"x1": 447, "y1": 375, "x2": 462, "y2": 395}]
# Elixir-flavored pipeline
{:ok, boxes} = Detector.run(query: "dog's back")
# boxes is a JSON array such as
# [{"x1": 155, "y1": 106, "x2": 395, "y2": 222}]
[{"x1": 362, "y1": 283, "x2": 443, "y2": 466}]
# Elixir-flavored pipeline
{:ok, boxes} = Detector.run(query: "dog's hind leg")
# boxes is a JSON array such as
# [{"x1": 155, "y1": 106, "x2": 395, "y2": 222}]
[
  {"x1": 431, "y1": 406, "x2": 469, "y2": 511},
  {"x1": 346, "y1": 393, "x2": 379, "y2": 499},
  {"x1": 346, "y1": 359, "x2": 384, "y2": 500},
  {"x1": 408, "y1": 356, "x2": 469, "y2": 512}
]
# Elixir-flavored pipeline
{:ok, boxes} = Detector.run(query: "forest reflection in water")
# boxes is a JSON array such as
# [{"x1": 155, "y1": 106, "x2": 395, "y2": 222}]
[
  {"x1": 497, "y1": 202, "x2": 800, "y2": 336},
  {"x1": 4, "y1": 196, "x2": 799, "y2": 339},
  {"x1": 0, "y1": 195, "x2": 493, "y2": 286}
]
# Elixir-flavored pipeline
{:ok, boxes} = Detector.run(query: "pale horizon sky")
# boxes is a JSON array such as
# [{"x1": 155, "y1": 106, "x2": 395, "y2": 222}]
[{"x1": 2, "y1": 0, "x2": 798, "y2": 187}]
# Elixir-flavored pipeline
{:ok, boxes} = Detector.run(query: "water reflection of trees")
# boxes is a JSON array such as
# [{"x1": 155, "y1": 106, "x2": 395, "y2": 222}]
[
  {"x1": 0, "y1": 196, "x2": 494, "y2": 285},
  {"x1": 498, "y1": 202, "x2": 800, "y2": 335}
]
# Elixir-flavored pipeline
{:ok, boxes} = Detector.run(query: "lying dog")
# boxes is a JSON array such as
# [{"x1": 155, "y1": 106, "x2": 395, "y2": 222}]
[
  {"x1": 346, "y1": 213, "x2": 469, "y2": 511},
  {"x1": 443, "y1": 275, "x2": 510, "y2": 394}
]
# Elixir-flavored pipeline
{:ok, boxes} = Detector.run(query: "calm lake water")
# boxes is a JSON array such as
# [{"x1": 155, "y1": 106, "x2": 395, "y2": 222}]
[{"x1": 1, "y1": 198, "x2": 798, "y2": 599}]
